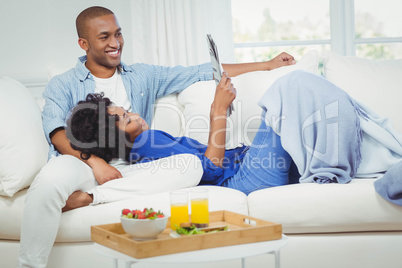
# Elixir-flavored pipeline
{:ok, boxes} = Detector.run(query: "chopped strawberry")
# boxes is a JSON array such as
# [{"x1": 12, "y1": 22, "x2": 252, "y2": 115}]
[
  {"x1": 148, "y1": 212, "x2": 157, "y2": 217},
  {"x1": 121, "y1": 209, "x2": 131, "y2": 216},
  {"x1": 137, "y1": 214, "x2": 146, "y2": 219},
  {"x1": 133, "y1": 209, "x2": 142, "y2": 215},
  {"x1": 122, "y1": 207, "x2": 165, "y2": 219}
]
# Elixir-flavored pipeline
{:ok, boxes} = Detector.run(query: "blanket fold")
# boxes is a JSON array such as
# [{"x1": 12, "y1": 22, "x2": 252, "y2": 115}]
[
  {"x1": 374, "y1": 161, "x2": 402, "y2": 205},
  {"x1": 258, "y1": 70, "x2": 402, "y2": 185}
]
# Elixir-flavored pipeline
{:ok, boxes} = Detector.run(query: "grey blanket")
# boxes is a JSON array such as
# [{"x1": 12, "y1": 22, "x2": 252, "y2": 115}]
[
  {"x1": 374, "y1": 161, "x2": 402, "y2": 205},
  {"x1": 257, "y1": 70, "x2": 402, "y2": 205},
  {"x1": 258, "y1": 70, "x2": 364, "y2": 184}
]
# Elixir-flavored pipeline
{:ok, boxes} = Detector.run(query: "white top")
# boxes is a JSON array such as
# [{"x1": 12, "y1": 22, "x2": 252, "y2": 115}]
[{"x1": 93, "y1": 69, "x2": 131, "y2": 112}]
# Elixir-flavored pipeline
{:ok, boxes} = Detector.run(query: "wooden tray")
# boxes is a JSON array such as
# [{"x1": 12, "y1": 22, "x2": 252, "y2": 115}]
[{"x1": 91, "y1": 210, "x2": 282, "y2": 259}]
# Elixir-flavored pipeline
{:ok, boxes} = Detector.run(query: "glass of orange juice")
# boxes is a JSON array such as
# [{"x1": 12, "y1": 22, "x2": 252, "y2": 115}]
[
  {"x1": 190, "y1": 188, "x2": 209, "y2": 228},
  {"x1": 169, "y1": 190, "x2": 189, "y2": 230}
]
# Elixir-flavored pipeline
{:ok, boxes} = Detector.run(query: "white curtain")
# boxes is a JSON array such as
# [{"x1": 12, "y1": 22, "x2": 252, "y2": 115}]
[{"x1": 130, "y1": 0, "x2": 235, "y2": 66}]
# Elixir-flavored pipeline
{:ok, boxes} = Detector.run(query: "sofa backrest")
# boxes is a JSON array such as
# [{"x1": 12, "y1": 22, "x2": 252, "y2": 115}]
[
  {"x1": 322, "y1": 51, "x2": 402, "y2": 133},
  {"x1": 152, "y1": 50, "x2": 402, "y2": 148},
  {"x1": 153, "y1": 50, "x2": 320, "y2": 148},
  {"x1": 3, "y1": 49, "x2": 400, "y2": 197}
]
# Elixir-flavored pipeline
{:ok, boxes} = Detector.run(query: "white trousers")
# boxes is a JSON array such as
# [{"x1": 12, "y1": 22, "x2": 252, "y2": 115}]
[{"x1": 17, "y1": 154, "x2": 202, "y2": 268}]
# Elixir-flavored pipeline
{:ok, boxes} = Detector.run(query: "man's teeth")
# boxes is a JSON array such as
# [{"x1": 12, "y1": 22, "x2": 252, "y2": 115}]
[{"x1": 107, "y1": 50, "x2": 119, "y2": 55}]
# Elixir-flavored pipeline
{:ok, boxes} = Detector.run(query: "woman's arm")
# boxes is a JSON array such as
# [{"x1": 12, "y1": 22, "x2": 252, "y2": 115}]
[
  {"x1": 204, "y1": 72, "x2": 236, "y2": 167},
  {"x1": 222, "y1": 52, "x2": 296, "y2": 77}
]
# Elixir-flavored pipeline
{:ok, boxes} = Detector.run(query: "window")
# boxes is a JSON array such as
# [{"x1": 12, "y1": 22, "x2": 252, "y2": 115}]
[
  {"x1": 231, "y1": 0, "x2": 402, "y2": 62},
  {"x1": 354, "y1": 0, "x2": 402, "y2": 59}
]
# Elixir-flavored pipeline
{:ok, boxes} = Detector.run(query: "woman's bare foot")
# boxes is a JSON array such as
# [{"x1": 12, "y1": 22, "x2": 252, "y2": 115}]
[{"x1": 62, "y1": 191, "x2": 93, "y2": 212}]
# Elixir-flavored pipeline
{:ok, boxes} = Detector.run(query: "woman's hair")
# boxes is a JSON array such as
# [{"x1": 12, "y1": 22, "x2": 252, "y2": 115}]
[{"x1": 66, "y1": 93, "x2": 132, "y2": 163}]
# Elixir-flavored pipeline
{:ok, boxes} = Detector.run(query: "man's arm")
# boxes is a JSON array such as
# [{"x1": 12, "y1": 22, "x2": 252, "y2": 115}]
[
  {"x1": 222, "y1": 52, "x2": 296, "y2": 77},
  {"x1": 51, "y1": 129, "x2": 122, "y2": 185},
  {"x1": 42, "y1": 78, "x2": 122, "y2": 185}
]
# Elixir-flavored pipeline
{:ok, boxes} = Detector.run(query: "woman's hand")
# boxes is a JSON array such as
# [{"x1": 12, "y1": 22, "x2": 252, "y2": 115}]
[
  {"x1": 205, "y1": 72, "x2": 236, "y2": 167},
  {"x1": 211, "y1": 72, "x2": 236, "y2": 117}
]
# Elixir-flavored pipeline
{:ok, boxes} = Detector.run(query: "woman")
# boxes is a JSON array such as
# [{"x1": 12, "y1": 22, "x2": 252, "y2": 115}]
[{"x1": 67, "y1": 70, "x2": 369, "y2": 198}]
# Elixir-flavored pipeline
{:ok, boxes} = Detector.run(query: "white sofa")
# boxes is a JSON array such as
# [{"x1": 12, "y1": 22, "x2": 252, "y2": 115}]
[{"x1": 1, "y1": 50, "x2": 402, "y2": 268}]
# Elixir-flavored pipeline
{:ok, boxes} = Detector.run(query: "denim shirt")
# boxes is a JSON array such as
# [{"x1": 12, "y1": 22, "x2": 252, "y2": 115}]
[
  {"x1": 130, "y1": 130, "x2": 248, "y2": 186},
  {"x1": 42, "y1": 56, "x2": 213, "y2": 159}
]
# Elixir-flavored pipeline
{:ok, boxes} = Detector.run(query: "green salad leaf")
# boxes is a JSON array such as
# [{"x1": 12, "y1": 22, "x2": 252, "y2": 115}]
[
  {"x1": 175, "y1": 225, "x2": 205, "y2": 235},
  {"x1": 175, "y1": 225, "x2": 228, "y2": 235}
]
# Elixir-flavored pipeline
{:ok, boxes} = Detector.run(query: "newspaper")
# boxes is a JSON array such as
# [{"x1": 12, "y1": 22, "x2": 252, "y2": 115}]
[{"x1": 206, "y1": 34, "x2": 234, "y2": 117}]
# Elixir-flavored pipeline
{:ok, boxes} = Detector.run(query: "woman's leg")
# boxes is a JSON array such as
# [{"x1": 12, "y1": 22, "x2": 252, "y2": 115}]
[
  {"x1": 223, "y1": 119, "x2": 292, "y2": 195},
  {"x1": 258, "y1": 70, "x2": 362, "y2": 184}
]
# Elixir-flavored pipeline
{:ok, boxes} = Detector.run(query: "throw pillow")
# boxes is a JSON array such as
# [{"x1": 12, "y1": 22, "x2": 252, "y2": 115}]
[
  {"x1": 178, "y1": 50, "x2": 320, "y2": 149},
  {"x1": 0, "y1": 77, "x2": 49, "y2": 197},
  {"x1": 323, "y1": 51, "x2": 402, "y2": 133}
]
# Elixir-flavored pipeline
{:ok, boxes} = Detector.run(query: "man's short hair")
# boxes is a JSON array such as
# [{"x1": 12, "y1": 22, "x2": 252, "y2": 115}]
[{"x1": 76, "y1": 6, "x2": 114, "y2": 39}]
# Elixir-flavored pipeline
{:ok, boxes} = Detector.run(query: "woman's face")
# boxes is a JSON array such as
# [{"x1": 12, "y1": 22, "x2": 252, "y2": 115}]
[{"x1": 107, "y1": 106, "x2": 149, "y2": 142}]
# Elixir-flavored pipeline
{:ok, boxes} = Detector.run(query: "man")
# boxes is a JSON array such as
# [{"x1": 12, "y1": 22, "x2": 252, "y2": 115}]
[{"x1": 18, "y1": 6, "x2": 295, "y2": 267}]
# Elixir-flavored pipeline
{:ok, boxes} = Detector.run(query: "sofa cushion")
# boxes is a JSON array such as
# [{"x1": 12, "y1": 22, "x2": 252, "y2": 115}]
[
  {"x1": 248, "y1": 178, "x2": 402, "y2": 233},
  {"x1": 178, "y1": 50, "x2": 320, "y2": 149},
  {"x1": 0, "y1": 186, "x2": 248, "y2": 242},
  {"x1": 0, "y1": 189, "x2": 27, "y2": 240},
  {"x1": 322, "y1": 51, "x2": 402, "y2": 133},
  {"x1": 0, "y1": 77, "x2": 49, "y2": 197}
]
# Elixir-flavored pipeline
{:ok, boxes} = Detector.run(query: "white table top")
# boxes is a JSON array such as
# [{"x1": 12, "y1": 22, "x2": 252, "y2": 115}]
[{"x1": 94, "y1": 234, "x2": 288, "y2": 264}]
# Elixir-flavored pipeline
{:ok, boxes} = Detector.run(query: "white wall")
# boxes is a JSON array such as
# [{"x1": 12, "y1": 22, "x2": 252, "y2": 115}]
[
  {"x1": 0, "y1": 0, "x2": 133, "y2": 85},
  {"x1": 1, "y1": 0, "x2": 234, "y2": 94}
]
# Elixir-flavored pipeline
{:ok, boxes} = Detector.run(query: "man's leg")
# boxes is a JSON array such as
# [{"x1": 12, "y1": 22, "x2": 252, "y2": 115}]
[
  {"x1": 89, "y1": 154, "x2": 203, "y2": 204},
  {"x1": 18, "y1": 155, "x2": 96, "y2": 268},
  {"x1": 58, "y1": 154, "x2": 203, "y2": 208}
]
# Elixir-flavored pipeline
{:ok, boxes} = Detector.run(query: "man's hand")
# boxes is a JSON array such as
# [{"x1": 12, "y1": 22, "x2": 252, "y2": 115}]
[
  {"x1": 268, "y1": 52, "x2": 296, "y2": 70},
  {"x1": 222, "y1": 52, "x2": 296, "y2": 77},
  {"x1": 51, "y1": 129, "x2": 122, "y2": 185},
  {"x1": 89, "y1": 157, "x2": 123, "y2": 185}
]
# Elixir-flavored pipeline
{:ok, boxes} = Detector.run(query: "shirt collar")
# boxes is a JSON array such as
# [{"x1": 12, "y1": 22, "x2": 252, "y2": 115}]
[{"x1": 75, "y1": 55, "x2": 131, "y2": 82}]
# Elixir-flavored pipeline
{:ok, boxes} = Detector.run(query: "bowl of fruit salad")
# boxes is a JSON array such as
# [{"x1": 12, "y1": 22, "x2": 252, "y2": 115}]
[{"x1": 120, "y1": 208, "x2": 167, "y2": 240}]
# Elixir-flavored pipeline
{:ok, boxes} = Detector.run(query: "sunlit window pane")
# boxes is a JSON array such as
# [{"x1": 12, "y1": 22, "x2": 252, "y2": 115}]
[
  {"x1": 356, "y1": 43, "x2": 402, "y2": 60},
  {"x1": 232, "y1": 0, "x2": 330, "y2": 43},
  {"x1": 355, "y1": 0, "x2": 402, "y2": 38}
]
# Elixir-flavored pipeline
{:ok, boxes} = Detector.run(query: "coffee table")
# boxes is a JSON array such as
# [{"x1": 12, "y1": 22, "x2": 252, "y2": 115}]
[{"x1": 93, "y1": 234, "x2": 288, "y2": 268}]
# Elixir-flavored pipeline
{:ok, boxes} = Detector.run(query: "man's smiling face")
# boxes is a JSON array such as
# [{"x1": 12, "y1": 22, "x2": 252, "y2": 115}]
[{"x1": 81, "y1": 14, "x2": 124, "y2": 76}]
